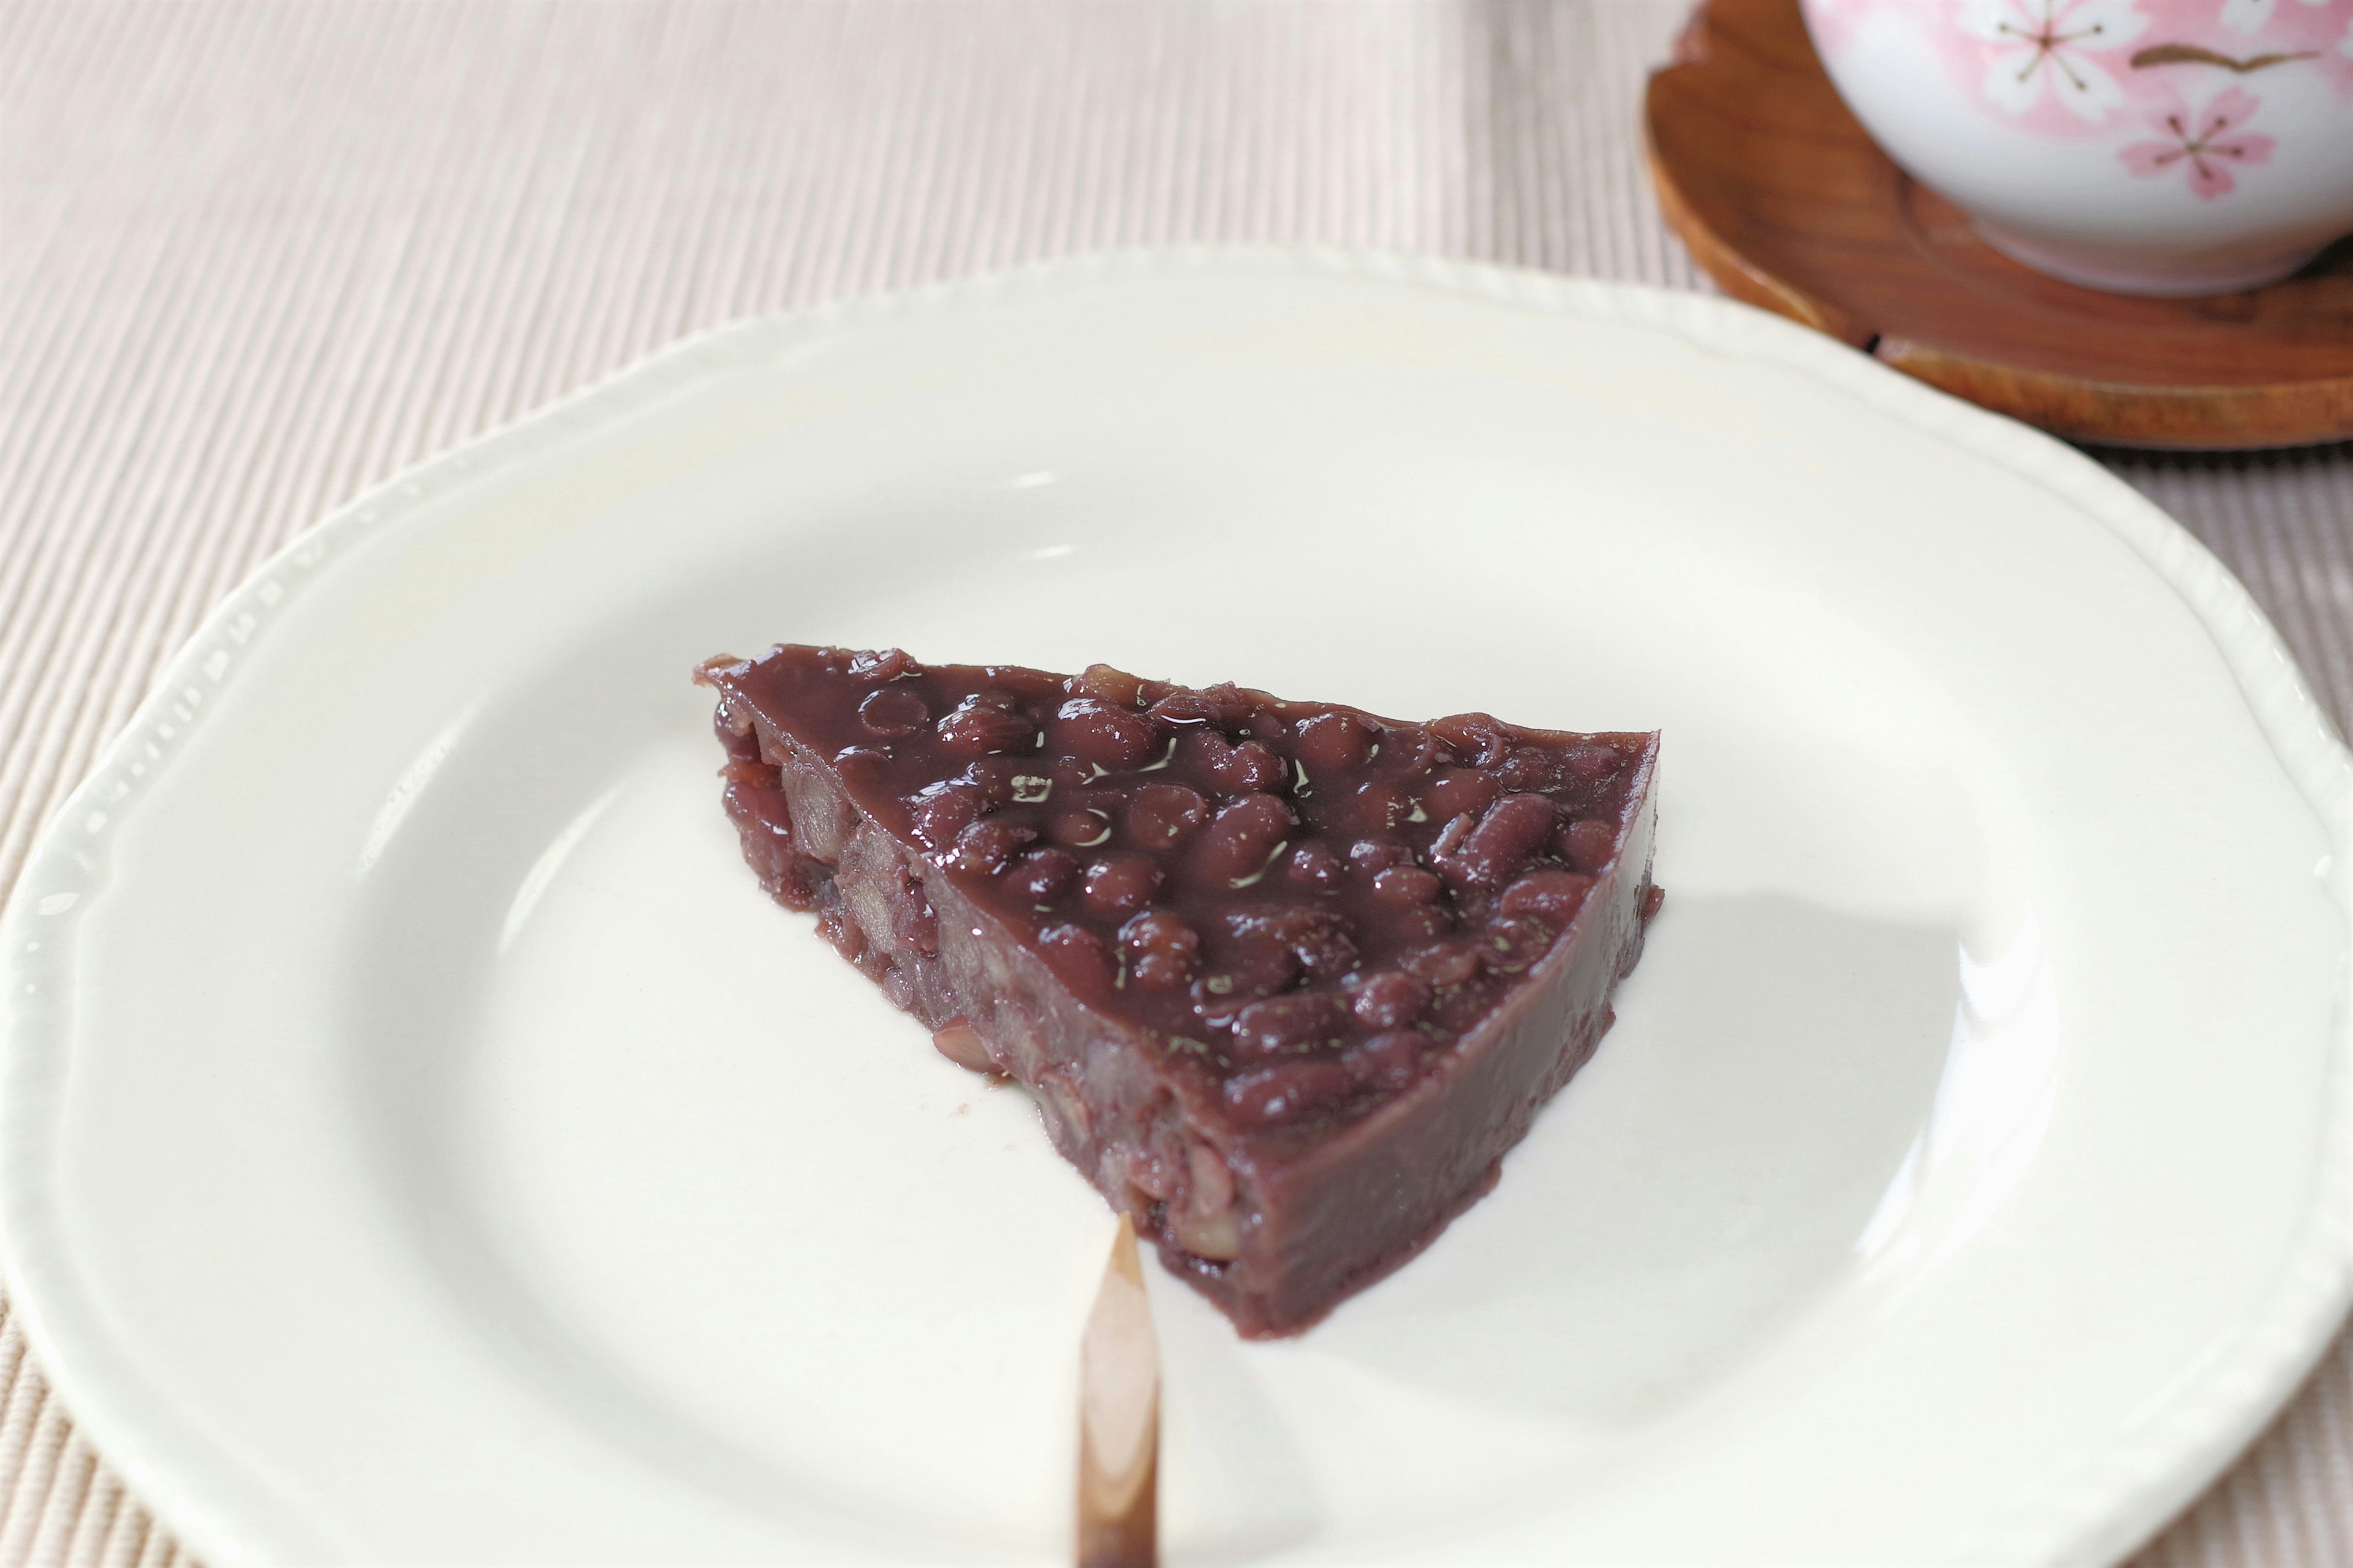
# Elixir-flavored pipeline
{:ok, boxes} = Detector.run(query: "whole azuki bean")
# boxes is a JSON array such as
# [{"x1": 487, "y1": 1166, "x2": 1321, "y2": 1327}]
[
  {"x1": 1146, "y1": 681, "x2": 1251, "y2": 731},
  {"x1": 931, "y1": 1018, "x2": 994, "y2": 1072},
  {"x1": 1056, "y1": 698, "x2": 1159, "y2": 771},
  {"x1": 985, "y1": 666, "x2": 1065, "y2": 702},
  {"x1": 1173, "y1": 1208, "x2": 1238, "y2": 1260},
  {"x1": 1348, "y1": 970, "x2": 1431, "y2": 1029},
  {"x1": 1127, "y1": 782, "x2": 1208, "y2": 849},
  {"x1": 1437, "y1": 793, "x2": 1558, "y2": 890},
  {"x1": 1120, "y1": 909, "x2": 1200, "y2": 990},
  {"x1": 1083, "y1": 853, "x2": 1163, "y2": 918},
  {"x1": 847, "y1": 647, "x2": 916, "y2": 683},
  {"x1": 1285, "y1": 841, "x2": 1344, "y2": 890},
  {"x1": 1189, "y1": 977, "x2": 1249, "y2": 1029},
  {"x1": 1374, "y1": 724, "x2": 1441, "y2": 778},
  {"x1": 907, "y1": 783, "x2": 983, "y2": 849},
  {"x1": 1485, "y1": 915, "x2": 1556, "y2": 972},
  {"x1": 1192, "y1": 792, "x2": 1295, "y2": 886},
  {"x1": 1495, "y1": 746, "x2": 1559, "y2": 793},
  {"x1": 1172, "y1": 1197, "x2": 1239, "y2": 1261},
  {"x1": 1216, "y1": 933, "x2": 1303, "y2": 1001},
  {"x1": 1561, "y1": 743, "x2": 1622, "y2": 782},
  {"x1": 936, "y1": 697, "x2": 1037, "y2": 757},
  {"x1": 1278, "y1": 907, "x2": 1358, "y2": 982},
  {"x1": 1172, "y1": 1143, "x2": 1239, "y2": 1257},
  {"x1": 1226, "y1": 905, "x2": 1360, "y2": 983},
  {"x1": 1428, "y1": 811, "x2": 1477, "y2": 877},
  {"x1": 857, "y1": 686, "x2": 930, "y2": 737},
  {"x1": 1348, "y1": 838, "x2": 1414, "y2": 876},
  {"x1": 1429, "y1": 712, "x2": 1511, "y2": 766},
  {"x1": 1371, "y1": 865, "x2": 1442, "y2": 906},
  {"x1": 1067, "y1": 663, "x2": 1145, "y2": 707},
  {"x1": 1293, "y1": 711, "x2": 1373, "y2": 774},
  {"x1": 1050, "y1": 806, "x2": 1112, "y2": 847},
  {"x1": 1468, "y1": 793, "x2": 1560, "y2": 881},
  {"x1": 1229, "y1": 991, "x2": 1352, "y2": 1057},
  {"x1": 1005, "y1": 847, "x2": 1080, "y2": 904},
  {"x1": 961, "y1": 757, "x2": 1021, "y2": 806},
  {"x1": 1223, "y1": 1061, "x2": 1355, "y2": 1126},
  {"x1": 1417, "y1": 766, "x2": 1499, "y2": 825},
  {"x1": 1173, "y1": 727, "x2": 1223, "y2": 770},
  {"x1": 1343, "y1": 1030, "x2": 1427, "y2": 1093},
  {"x1": 1190, "y1": 944, "x2": 1300, "y2": 1027},
  {"x1": 1188, "y1": 1140, "x2": 1235, "y2": 1215},
  {"x1": 831, "y1": 746, "x2": 888, "y2": 785},
  {"x1": 1557, "y1": 817, "x2": 1618, "y2": 873},
  {"x1": 1501, "y1": 868, "x2": 1594, "y2": 923},
  {"x1": 1401, "y1": 941, "x2": 1482, "y2": 988},
  {"x1": 949, "y1": 818, "x2": 1036, "y2": 877},
  {"x1": 1223, "y1": 899, "x2": 1317, "y2": 970},
  {"x1": 1146, "y1": 691, "x2": 1213, "y2": 727},
  {"x1": 1037, "y1": 922, "x2": 1116, "y2": 995},
  {"x1": 1343, "y1": 782, "x2": 1411, "y2": 836},
  {"x1": 1191, "y1": 732, "x2": 1286, "y2": 794},
  {"x1": 1211, "y1": 684, "x2": 1267, "y2": 722}
]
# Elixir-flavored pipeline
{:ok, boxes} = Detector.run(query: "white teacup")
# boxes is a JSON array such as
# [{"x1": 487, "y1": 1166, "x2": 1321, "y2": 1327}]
[{"x1": 1800, "y1": 0, "x2": 2353, "y2": 295}]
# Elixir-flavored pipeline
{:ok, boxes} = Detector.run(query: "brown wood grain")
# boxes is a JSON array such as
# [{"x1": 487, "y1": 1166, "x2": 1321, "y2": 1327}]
[
  {"x1": 1645, "y1": 0, "x2": 2353, "y2": 449},
  {"x1": 1077, "y1": 1217, "x2": 1159, "y2": 1568}
]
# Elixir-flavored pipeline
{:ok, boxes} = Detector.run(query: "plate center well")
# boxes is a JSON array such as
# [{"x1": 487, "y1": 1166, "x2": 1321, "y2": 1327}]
[{"x1": 358, "y1": 573, "x2": 1977, "y2": 1560}]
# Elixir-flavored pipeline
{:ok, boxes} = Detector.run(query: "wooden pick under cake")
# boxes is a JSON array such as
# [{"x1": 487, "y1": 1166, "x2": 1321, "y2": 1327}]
[{"x1": 697, "y1": 646, "x2": 1661, "y2": 1336}]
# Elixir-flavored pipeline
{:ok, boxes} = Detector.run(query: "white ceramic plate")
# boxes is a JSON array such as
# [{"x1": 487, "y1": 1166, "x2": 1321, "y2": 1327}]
[{"x1": 4, "y1": 252, "x2": 2349, "y2": 1567}]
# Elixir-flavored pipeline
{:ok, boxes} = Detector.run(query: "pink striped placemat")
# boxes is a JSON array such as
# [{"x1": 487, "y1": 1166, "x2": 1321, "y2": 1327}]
[{"x1": 2, "y1": 2, "x2": 2347, "y2": 1561}]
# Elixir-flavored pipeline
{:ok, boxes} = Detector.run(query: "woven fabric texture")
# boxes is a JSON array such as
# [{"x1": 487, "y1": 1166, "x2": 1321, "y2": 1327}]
[{"x1": 1, "y1": 2, "x2": 2348, "y2": 1562}]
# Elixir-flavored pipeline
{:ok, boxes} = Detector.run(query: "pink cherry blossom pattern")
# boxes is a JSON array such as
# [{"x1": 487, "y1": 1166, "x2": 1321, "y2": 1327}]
[{"x1": 2119, "y1": 86, "x2": 2277, "y2": 197}]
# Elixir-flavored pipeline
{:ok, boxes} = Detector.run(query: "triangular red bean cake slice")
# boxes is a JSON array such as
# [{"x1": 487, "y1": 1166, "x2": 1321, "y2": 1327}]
[{"x1": 697, "y1": 646, "x2": 1662, "y2": 1337}]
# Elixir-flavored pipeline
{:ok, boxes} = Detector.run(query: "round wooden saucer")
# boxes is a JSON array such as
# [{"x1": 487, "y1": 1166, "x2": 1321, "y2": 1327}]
[{"x1": 1645, "y1": 0, "x2": 2353, "y2": 450}]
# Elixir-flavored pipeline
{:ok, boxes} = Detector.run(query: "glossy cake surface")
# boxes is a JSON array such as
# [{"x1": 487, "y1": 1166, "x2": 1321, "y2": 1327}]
[{"x1": 698, "y1": 646, "x2": 1661, "y2": 1336}]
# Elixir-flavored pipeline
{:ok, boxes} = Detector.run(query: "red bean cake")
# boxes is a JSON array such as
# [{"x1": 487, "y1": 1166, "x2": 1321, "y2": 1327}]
[{"x1": 697, "y1": 646, "x2": 1661, "y2": 1337}]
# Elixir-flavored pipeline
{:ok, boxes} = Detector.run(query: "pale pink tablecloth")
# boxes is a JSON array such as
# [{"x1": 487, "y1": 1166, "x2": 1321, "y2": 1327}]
[{"x1": 1, "y1": 2, "x2": 2348, "y2": 1561}]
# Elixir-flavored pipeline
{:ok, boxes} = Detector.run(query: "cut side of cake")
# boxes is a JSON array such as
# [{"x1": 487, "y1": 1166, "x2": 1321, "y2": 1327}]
[{"x1": 696, "y1": 646, "x2": 1662, "y2": 1338}]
